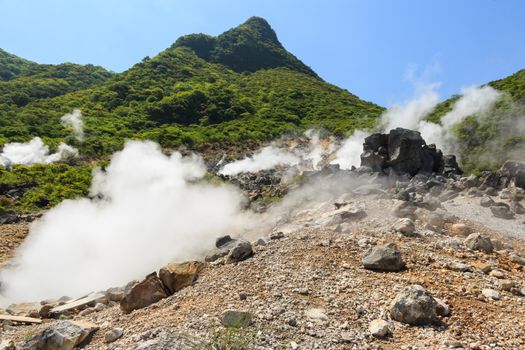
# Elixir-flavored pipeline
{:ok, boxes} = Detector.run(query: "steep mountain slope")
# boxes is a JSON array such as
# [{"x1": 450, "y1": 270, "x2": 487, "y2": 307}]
[
  {"x1": 0, "y1": 49, "x2": 113, "y2": 107},
  {"x1": 427, "y1": 69, "x2": 525, "y2": 172},
  {"x1": 0, "y1": 17, "x2": 382, "y2": 157}
]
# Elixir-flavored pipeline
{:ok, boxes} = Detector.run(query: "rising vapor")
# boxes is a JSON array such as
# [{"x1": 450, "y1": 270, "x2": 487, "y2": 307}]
[{"x1": 0, "y1": 141, "x2": 250, "y2": 305}]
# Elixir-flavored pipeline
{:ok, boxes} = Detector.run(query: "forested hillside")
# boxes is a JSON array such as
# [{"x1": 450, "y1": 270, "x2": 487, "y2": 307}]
[{"x1": 0, "y1": 17, "x2": 382, "y2": 158}]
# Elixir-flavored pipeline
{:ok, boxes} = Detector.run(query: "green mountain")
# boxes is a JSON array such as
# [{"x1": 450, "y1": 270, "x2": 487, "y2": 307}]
[
  {"x1": 427, "y1": 69, "x2": 525, "y2": 173},
  {"x1": 0, "y1": 49, "x2": 114, "y2": 107},
  {"x1": 0, "y1": 17, "x2": 382, "y2": 157}
]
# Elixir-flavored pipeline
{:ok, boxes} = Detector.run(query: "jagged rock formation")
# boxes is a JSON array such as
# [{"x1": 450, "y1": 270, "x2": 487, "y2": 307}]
[{"x1": 360, "y1": 128, "x2": 463, "y2": 177}]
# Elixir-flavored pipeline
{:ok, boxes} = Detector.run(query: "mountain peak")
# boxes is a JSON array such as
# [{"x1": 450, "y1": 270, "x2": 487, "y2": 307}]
[
  {"x1": 173, "y1": 17, "x2": 317, "y2": 77},
  {"x1": 240, "y1": 16, "x2": 280, "y2": 44}
]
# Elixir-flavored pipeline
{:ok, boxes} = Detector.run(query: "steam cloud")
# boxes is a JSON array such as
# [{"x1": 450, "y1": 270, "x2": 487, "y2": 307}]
[
  {"x1": 60, "y1": 109, "x2": 84, "y2": 142},
  {"x1": 0, "y1": 137, "x2": 78, "y2": 168},
  {"x1": 330, "y1": 130, "x2": 370, "y2": 169},
  {"x1": 219, "y1": 146, "x2": 300, "y2": 175},
  {"x1": 0, "y1": 141, "x2": 250, "y2": 305}
]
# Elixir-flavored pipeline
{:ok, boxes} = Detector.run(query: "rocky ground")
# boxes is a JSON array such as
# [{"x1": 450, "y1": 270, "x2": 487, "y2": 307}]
[
  {"x1": 2, "y1": 174, "x2": 525, "y2": 350},
  {"x1": 2, "y1": 129, "x2": 525, "y2": 350}
]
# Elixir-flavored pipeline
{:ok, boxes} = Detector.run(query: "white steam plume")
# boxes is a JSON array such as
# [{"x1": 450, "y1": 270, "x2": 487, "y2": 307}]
[
  {"x1": 330, "y1": 130, "x2": 370, "y2": 170},
  {"x1": 381, "y1": 82, "x2": 440, "y2": 131},
  {"x1": 419, "y1": 85, "x2": 501, "y2": 152},
  {"x1": 60, "y1": 109, "x2": 84, "y2": 142},
  {"x1": 0, "y1": 137, "x2": 78, "y2": 167},
  {"x1": 0, "y1": 141, "x2": 249, "y2": 305},
  {"x1": 219, "y1": 146, "x2": 300, "y2": 176}
]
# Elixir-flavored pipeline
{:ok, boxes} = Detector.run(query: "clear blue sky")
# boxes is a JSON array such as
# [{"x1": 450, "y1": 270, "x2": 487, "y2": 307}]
[{"x1": 1, "y1": 0, "x2": 524, "y2": 106}]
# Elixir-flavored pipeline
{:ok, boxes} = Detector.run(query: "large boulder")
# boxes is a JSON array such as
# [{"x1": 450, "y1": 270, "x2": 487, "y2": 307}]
[
  {"x1": 360, "y1": 128, "x2": 461, "y2": 177},
  {"x1": 389, "y1": 285, "x2": 438, "y2": 325},
  {"x1": 20, "y1": 321, "x2": 98, "y2": 350},
  {"x1": 120, "y1": 272, "x2": 169, "y2": 314},
  {"x1": 362, "y1": 243, "x2": 404, "y2": 272},
  {"x1": 159, "y1": 261, "x2": 204, "y2": 294},
  {"x1": 499, "y1": 161, "x2": 525, "y2": 189}
]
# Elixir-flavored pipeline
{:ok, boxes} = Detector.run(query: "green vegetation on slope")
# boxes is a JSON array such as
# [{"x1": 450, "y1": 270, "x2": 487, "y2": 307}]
[
  {"x1": 0, "y1": 17, "x2": 382, "y2": 158},
  {"x1": 0, "y1": 164, "x2": 92, "y2": 212},
  {"x1": 0, "y1": 17, "x2": 383, "y2": 212}
]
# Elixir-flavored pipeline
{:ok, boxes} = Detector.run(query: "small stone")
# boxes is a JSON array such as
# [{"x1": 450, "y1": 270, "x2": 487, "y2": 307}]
[
  {"x1": 94, "y1": 303, "x2": 106, "y2": 312},
  {"x1": 369, "y1": 319, "x2": 390, "y2": 338},
  {"x1": 390, "y1": 284, "x2": 438, "y2": 325},
  {"x1": 447, "y1": 261, "x2": 472, "y2": 272},
  {"x1": 362, "y1": 243, "x2": 404, "y2": 272},
  {"x1": 105, "y1": 328, "x2": 124, "y2": 343},
  {"x1": 490, "y1": 204, "x2": 515, "y2": 219},
  {"x1": 392, "y1": 218, "x2": 416, "y2": 236},
  {"x1": 305, "y1": 308, "x2": 328, "y2": 322},
  {"x1": 480, "y1": 196, "x2": 494, "y2": 207},
  {"x1": 289, "y1": 341, "x2": 299, "y2": 349},
  {"x1": 482, "y1": 288, "x2": 500, "y2": 300},
  {"x1": 254, "y1": 238, "x2": 267, "y2": 246},
  {"x1": 216, "y1": 235, "x2": 233, "y2": 248},
  {"x1": 239, "y1": 292, "x2": 247, "y2": 300},
  {"x1": 464, "y1": 233, "x2": 493, "y2": 253},
  {"x1": 489, "y1": 269, "x2": 505, "y2": 279},
  {"x1": 499, "y1": 280, "x2": 515, "y2": 291},
  {"x1": 510, "y1": 253, "x2": 525, "y2": 266},
  {"x1": 341, "y1": 331, "x2": 353, "y2": 342},
  {"x1": 79, "y1": 308, "x2": 95, "y2": 316},
  {"x1": 225, "y1": 241, "x2": 254, "y2": 264},
  {"x1": 450, "y1": 223, "x2": 470, "y2": 236},
  {"x1": 270, "y1": 231, "x2": 285, "y2": 240}
]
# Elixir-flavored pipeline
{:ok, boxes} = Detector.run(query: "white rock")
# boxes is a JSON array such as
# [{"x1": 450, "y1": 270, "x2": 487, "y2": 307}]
[
  {"x1": 369, "y1": 319, "x2": 390, "y2": 338},
  {"x1": 482, "y1": 288, "x2": 500, "y2": 300},
  {"x1": 305, "y1": 308, "x2": 328, "y2": 322}
]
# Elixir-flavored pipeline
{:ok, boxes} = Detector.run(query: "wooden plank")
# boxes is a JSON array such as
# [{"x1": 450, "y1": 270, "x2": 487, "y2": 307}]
[
  {"x1": 0, "y1": 314, "x2": 42, "y2": 324},
  {"x1": 50, "y1": 292, "x2": 105, "y2": 314}
]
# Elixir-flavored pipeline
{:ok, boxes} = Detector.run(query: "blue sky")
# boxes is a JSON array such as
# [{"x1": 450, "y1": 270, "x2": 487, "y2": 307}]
[{"x1": 1, "y1": 0, "x2": 524, "y2": 106}]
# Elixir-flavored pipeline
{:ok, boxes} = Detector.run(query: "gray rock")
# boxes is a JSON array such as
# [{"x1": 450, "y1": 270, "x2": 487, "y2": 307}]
[
  {"x1": 392, "y1": 218, "x2": 415, "y2": 236},
  {"x1": 225, "y1": 241, "x2": 254, "y2": 263},
  {"x1": 20, "y1": 320, "x2": 99, "y2": 350},
  {"x1": 105, "y1": 328, "x2": 124, "y2": 343},
  {"x1": 120, "y1": 272, "x2": 169, "y2": 314},
  {"x1": 215, "y1": 235, "x2": 235, "y2": 248},
  {"x1": 447, "y1": 261, "x2": 472, "y2": 272},
  {"x1": 362, "y1": 243, "x2": 404, "y2": 272},
  {"x1": 392, "y1": 201, "x2": 416, "y2": 219},
  {"x1": 510, "y1": 253, "x2": 525, "y2": 266},
  {"x1": 464, "y1": 233, "x2": 493, "y2": 253},
  {"x1": 511, "y1": 201, "x2": 525, "y2": 214},
  {"x1": 390, "y1": 285, "x2": 438, "y2": 325},
  {"x1": 220, "y1": 310, "x2": 253, "y2": 328},
  {"x1": 490, "y1": 204, "x2": 515, "y2": 219},
  {"x1": 269, "y1": 231, "x2": 285, "y2": 240},
  {"x1": 434, "y1": 298, "x2": 451, "y2": 316},
  {"x1": 480, "y1": 196, "x2": 494, "y2": 207}
]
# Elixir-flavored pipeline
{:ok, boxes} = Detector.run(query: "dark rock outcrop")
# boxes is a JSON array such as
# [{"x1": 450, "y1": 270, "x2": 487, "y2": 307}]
[{"x1": 360, "y1": 128, "x2": 462, "y2": 177}]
